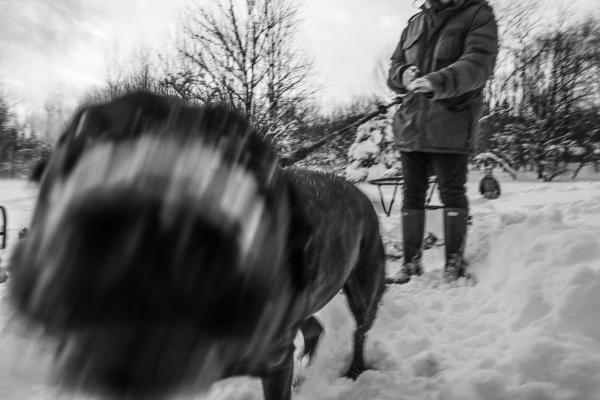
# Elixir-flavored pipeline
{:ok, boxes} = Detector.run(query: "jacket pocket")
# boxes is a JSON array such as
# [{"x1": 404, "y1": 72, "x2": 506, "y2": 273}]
[
  {"x1": 393, "y1": 97, "x2": 418, "y2": 148},
  {"x1": 425, "y1": 100, "x2": 471, "y2": 151}
]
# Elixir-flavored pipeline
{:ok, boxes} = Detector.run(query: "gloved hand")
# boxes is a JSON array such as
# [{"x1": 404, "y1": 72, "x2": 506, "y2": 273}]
[
  {"x1": 407, "y1": 77, "x2": 434, "y2": 94},
  {"x1": 402, "y1": 66, "x2": 420, "y2": 88}
]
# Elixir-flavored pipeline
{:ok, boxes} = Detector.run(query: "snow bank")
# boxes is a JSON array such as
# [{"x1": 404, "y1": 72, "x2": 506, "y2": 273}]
[
  {"x1": 293, "y1": 177, "x2": 600, "y2": 400},
  {"x1": 1, "y1": 175, "x2": 600, "y2": 400},
  {"x1": 345, "y1": 113, "x2": 401, "y2": 183}
]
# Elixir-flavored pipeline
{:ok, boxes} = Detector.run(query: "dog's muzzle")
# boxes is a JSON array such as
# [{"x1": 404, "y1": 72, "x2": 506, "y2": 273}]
[{"x1": 23, "y1": 135, "x2": 271, "y2": 307}]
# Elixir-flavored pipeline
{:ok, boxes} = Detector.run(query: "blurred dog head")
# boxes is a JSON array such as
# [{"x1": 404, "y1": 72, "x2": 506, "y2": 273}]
[{"x1": 10, "y1": 92, "x2": 296, "y2": 398}]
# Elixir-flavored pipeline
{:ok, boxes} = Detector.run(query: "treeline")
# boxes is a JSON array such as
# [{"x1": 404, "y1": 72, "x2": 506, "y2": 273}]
[
  {"x1": 0, "y1": 96, "x2": 51, "y2": 178},
  {"x1": 2, "y1": 0, "x2": 599, "y2": 179},
  {"x1": 0, "y1": 0, "x2": 357, "y2": 177},
  {"x1": 478, "y1": 1, "x2": 600, "y2": 175}
]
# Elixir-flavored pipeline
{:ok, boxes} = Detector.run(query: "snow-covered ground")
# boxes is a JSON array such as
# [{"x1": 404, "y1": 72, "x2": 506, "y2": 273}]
[{"x1": 1, "y1": 170, "x2": 600, "y2": 400}]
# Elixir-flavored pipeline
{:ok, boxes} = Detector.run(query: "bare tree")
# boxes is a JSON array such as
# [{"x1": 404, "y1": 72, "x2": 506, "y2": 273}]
[
  {"x1": 486, "y1": 0, "x2": 550, "y2": 112},
  {"x1": 529, "y1": 20, "x2": 600, "y2": 139},
  {"x1": 84, "y1": 46, "x2": 173, "y2": 105},
  {"x1": 165, "y1": 0, "x2": 314, "y2": 133}
]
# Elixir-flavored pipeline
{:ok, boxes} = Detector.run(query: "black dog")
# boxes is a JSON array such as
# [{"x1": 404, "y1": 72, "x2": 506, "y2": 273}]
[{"x1": 9, "y1": 92, "x2": 386, "y2": 400}]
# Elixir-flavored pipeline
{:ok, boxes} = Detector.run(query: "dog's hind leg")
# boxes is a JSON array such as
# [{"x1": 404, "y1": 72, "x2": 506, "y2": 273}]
[
  {"x1": 261, "y1": 344, "x2": 294, "y2": 400},
  {"x1": 299, "y1": 316, "x2": 323, "y2": 363},
  {"x1": 342, "y1": 235, "x2": 386, "y2": 380}
]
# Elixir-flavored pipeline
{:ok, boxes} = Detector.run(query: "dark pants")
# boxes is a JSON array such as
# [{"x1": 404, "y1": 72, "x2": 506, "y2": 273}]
[{"x1": 401, "y1": 151, "x2": 469, "y2": 210}]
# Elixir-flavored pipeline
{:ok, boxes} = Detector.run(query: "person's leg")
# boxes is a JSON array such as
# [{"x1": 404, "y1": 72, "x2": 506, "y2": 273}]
[
  {"x1": 388, "y1": 152, "x2": 429, "y2": 284},
  {"x1": 432, "y1": 153, "x2": 469, "y2": 210},
  {"x1": 432, "y1": 153, "x2": 469, "y2": 281},
  {"x1": 401, "y1": 151, "x2": 431, "y2": 211}
]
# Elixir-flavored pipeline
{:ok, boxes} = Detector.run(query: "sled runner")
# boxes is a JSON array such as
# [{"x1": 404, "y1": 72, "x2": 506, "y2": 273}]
[
  {"x1": 368, "y1": 175, "x2": 441, "y2": 217},
  {"x1": 0, "y1": 206, "x2": 6, "y2": 249}
]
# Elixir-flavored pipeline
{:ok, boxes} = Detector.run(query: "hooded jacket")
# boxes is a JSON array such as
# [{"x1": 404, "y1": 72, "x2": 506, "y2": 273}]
[
  {"x1": 388, "y1": 0, "x2": 498, "y2": 154},
  {"x1": 479, "y1": 175, "x2": 500, "y2": 197}
]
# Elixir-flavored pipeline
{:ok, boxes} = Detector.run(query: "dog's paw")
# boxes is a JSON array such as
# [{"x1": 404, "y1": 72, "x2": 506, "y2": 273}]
[{"x1": 344, "y1": 364, "x2": 368, "y2": 381}]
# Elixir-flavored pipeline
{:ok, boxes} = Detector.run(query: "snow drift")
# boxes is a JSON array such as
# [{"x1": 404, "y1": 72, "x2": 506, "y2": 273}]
[{"x1": 1, "y1": 173, "x2": 600, "y2": 400}]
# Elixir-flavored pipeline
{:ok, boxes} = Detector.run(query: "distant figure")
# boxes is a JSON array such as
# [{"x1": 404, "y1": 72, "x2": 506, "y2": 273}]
[{"x1": 479, "y1": 167, "x2": 500, "y2": 199}]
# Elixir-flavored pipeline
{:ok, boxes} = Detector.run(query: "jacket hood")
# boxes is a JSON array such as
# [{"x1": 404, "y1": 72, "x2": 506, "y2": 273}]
[{"x1": 424, "y1": 0, "x2": 489, "y2": 11}]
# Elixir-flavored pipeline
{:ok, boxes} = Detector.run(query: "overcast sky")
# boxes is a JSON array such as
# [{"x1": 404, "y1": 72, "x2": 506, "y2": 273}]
[{"x1": 0, "y1": 0, "x2": 598, "y2": 117}]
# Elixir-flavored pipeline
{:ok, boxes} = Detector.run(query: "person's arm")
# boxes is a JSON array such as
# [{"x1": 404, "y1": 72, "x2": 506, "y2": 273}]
[
  {"x1": 387, "y1": 29, "x2": 416, "y2": 94},
  {"x1": 424, "y1": 7, "x2": 498, "y2": 99}
]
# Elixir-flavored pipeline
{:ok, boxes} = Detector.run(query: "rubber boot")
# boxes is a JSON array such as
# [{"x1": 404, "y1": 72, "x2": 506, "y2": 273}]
[
  {"x1": 387, "y1": 209, "x2": 425, "y2": 284},
  {"x1": 443, "y1": 208, "x2": 469, "y2": 282}
]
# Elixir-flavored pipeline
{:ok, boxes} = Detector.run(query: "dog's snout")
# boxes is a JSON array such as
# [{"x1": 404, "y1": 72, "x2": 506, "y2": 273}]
[{"x1": 67, "y1": 189, "x2": 158, "y2": 240}]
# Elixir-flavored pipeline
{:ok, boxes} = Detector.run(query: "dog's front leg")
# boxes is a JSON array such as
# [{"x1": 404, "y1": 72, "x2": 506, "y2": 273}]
[{"x1": 260, "y1": 344, "x2": 294, "y2": 400}]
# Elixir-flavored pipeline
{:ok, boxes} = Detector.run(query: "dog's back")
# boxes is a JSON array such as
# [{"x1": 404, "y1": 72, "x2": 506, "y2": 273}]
[{"x1": 284, "y1": 169, "x2": 385, "y2": 314}]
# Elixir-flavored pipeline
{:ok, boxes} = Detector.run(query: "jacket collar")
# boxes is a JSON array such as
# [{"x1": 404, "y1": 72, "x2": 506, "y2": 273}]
[{"x1": 422, "y1": 0, "x2": 474, "y2": 12}]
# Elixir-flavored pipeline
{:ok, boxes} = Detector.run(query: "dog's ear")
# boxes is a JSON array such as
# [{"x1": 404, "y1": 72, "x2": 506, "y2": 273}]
[
  {"x1": 53, "y1": 107, "x2": 104, "y2": 179},
  {"x1": 66, "y1": 104, "x2": 110, "y2": 144}
]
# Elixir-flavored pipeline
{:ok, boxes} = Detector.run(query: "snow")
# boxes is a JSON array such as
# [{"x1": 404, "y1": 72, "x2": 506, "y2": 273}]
[
  {"x1": 1, "y1": 170, "x2": 600, "y2": 400},
  {"x1": 345, "y1": 113, "x2": 401, "y2": 183}
]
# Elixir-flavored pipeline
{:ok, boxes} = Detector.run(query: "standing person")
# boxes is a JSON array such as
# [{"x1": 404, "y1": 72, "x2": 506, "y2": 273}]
[{"x1": 386, "y1": 0, "x2": 498, "y2": 283}]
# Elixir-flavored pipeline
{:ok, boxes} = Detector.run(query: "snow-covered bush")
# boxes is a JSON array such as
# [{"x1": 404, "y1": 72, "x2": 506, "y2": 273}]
[{"x1": 345, "y1": 112, "x2": 401, "y2": 182}]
